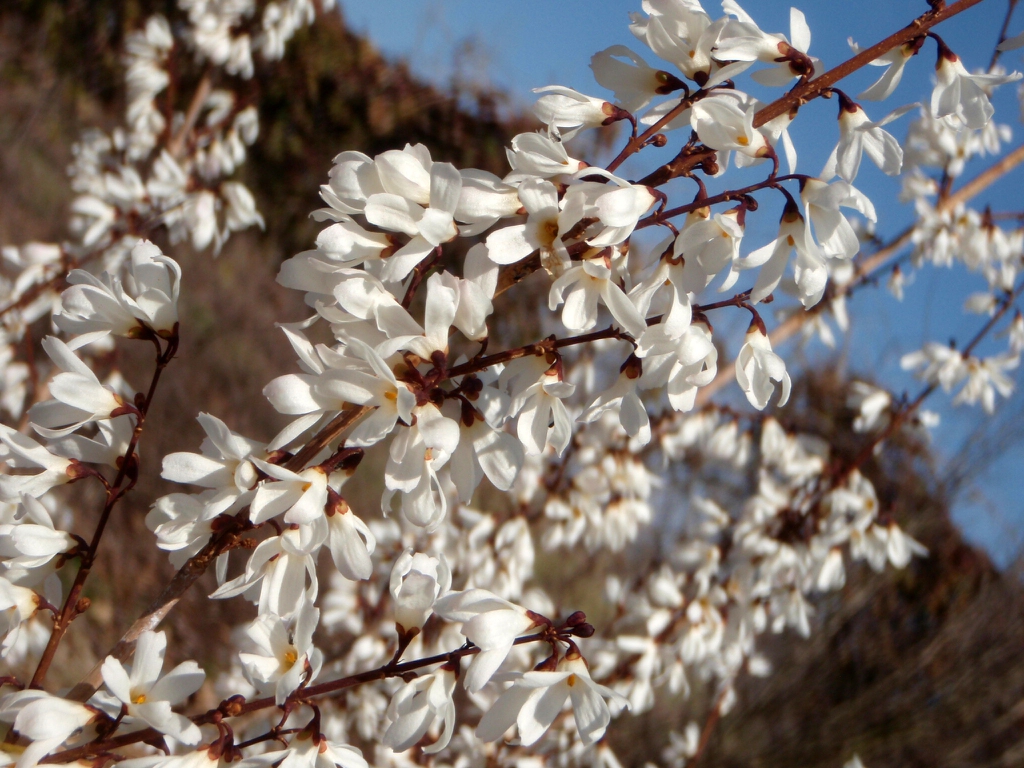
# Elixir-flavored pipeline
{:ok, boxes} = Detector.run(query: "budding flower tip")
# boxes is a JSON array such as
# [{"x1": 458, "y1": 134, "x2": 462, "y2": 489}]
[{"x1": 565, "y1": 610, "x2": 587, "y2": 627}]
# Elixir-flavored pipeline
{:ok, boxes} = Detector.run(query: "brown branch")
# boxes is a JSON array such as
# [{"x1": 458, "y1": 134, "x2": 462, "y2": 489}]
[
  {"x1": 753, "y1": 0, "x2": 987, "y2": 127},
  {"x1": 28, "y1": 331, "x2": 179, "y2": 690},
  {"x1": 689, "y1": 683, "x2": 732, "y2": 767},
  {"x1": 281, "y1": 405, "x2": 372, "y2": 472},
  {"x1": 605, "y1": 91, "x2": 704, "y2": 174},
  {"x1": 637, "y1": 174, "x2": 806, "y2": 230},
  {"x1": 446, "y1": 291, "x2": 754, "y2": 380},
  {"x1": 167, "y1": 72, "x2": 212, "y2": 159},
  {"x1": 48, "y1": 631, "x2": 558, "y2": 762}
]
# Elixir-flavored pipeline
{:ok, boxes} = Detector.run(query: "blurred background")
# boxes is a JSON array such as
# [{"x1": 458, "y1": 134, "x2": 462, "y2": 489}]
[{"x1": 2, "y1": 1, "x2": 1024, "y2": 765}]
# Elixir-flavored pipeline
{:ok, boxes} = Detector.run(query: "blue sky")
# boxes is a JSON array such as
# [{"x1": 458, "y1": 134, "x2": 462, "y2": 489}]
[{"x1": 338, "y1": 0, "x2": 1024, "y2": 564}]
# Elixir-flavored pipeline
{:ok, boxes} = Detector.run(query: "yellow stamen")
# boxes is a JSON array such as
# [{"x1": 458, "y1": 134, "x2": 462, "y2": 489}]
[{"x1": 539, "y1": 219, "x2": 560, "y2": 248}]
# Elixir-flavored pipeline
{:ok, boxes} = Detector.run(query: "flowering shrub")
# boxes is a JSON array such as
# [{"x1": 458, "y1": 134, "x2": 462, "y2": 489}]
[{"x1": 0, "y1": 1, "x2": 1022, "y2": 767}]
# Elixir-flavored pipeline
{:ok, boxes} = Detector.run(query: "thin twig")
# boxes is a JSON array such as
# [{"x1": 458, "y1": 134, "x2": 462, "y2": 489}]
[
  {"x1": 167, "y1": 72, "x2": 212, "y2": 159},
  {"x1": 28, "y1": 332, "x2": 178, "y2": 690},
  {"x1": 990, "y1": 0, "x2": 1020, "y2": 70},
  {"x1": 689, "y1": 684, "x2": 732, "y2": 767},
  {"x1": 446, "y1": 290, "x2": 753, "y2": 380}
]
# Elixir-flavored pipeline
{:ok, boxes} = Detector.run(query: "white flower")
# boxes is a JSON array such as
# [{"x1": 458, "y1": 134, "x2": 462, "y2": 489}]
[
  {"x1": 579, "y1": 358, "x2": 651, "y2": 445},
  {"x1": 100, "y1": 630, "x2": 206, "y2": 745},
  {"x1": 265, "y1": 334, "x2": 414, "y2": 450},
  {"x1": 486, "y1": 178, "x2": 578, "y2": 268},
  {"x1": 250, "y1": 462, "x2": 328, "y2": 526},
  {"x1": 455, "y1": 169, "x2": 522, "y2": 235},
  {"x1": 313, "y1": 216, "x2": 392, "y2": 269},
  {"x1": 161, "y1": 413, "x2": 263, "y2": 517},
  {"x1": 532, "y1": 86, "x2": 621, "y2": 140},
  {"x1": 28, "y1": 337, "x2": 132, "y2": 439},
  {"x1": 577, "y1": 170, "x2": 657, "y2": 247},
  {"x1": 449, "y1": 403, "x2": 524, "y2": 504},
  {"x1": 629, "y1": 247, "x2": 696, "y2": 341},
  {"x1": 211, "y1": 526, "x2": 321, "y2": 616},
  {"x1": 434, "y1": 589, "x2": 540, "y2": 692},
  {"x1": 373, "y1": 144, "x2": 433, "y2": 203},
  {"x1": 122, "y1": 240, "x2": 180, "y2": 334},
  {"x1": 239, "y1": 600, "x2": 322, "y2": 704},
  {"x1": 318, "y1": 150, "x2": 384, "y2": 215},
  {"x1": 887, "y1": 265, "x2": 907, "y2": 301},
  {"x1": 1006, "y1": 311, "x2": 1024, "y2": 354},
  {"x1": 801, "y1": 177, "x2": 875, "y2": 261},
  {"x1": 261, "y1": 732, "x2": 367, "y2": 768},
  {"x1": 931, "y1": 42, "x2": 1021, "y2": 129},
  {"x1": 590, "y1": 45, "x2": 685, "y2": 113},
  {"x1": 901, "y1": 342, "x2": 968, "y2": 391},
  {"x1": 735, "y1": 323, "x2": 791, "y2": 410},
  {"x1": 848, "y1": 37, "x2": 924, "y2": 101},
  {"x1": 549, "y1": 257, "x2": 647, "y2": 338},
  {"x1": 506, "y1": 361, "x2": 576, "y2": 457},
  {"x1": 320, "y1": 500, "x2": 373, "y2": 584},
  {"x1": 716, "y1": 5, "x2": 815, "y2": 86},
  {"x1": 221, "y1": 181, "x2": 264, "y2": 236},
  {"x1": 823, "y1": 95, "x2": 906, "y2": 182},
  {"x1": 382, "y1": 667, "x2": 457, "y2": 754},
  {"x1": 847, "y1": 382, "x2": 891, "y2": 433},
  {"x1": 0, "y1": 576, "x2": 41, "y2": 657},
  {"x1": 952, "y1": 353, "x2": 1018, "y2": 413},
  {"x1": 628, "y1": 0, "x2": 726, "y2": 85},
  {"x1": 0, "y1": 426, "x2": 77, "y2": 501},
  {"x1": 389, "y1": 549, "x2": 451, "y2": 634},
  {"x1": 476, "y1": 652, "x2": 628, "y2": 747},
  {"x1": 504, "y1": 132, "x2": 583, "y2": 181},
  {"x1": 55, "y1": 240, "x2": 181, "y2": 343},
  {"x1": 382, "y1": 404, "x2": 461, "y2": 529},
  {"x1": 27, "y1": 335, "x2": 132, "y2": 438},
  {"x1": 741, "y1": 200, "x2": 824, "y2": 306},
  {"x1": 0, "y1": 495, "x2": 74, "y2": 586},
  {"x1": 882, "y1": 522, "x2": 928, "y2": 568},
  {"x1": 0, "y1": 690, "x2": 98, "y2": 768},
  {"x1": 52, "y1": 415, "x2": 132, "y2": 469},
  {"x1": 691, "y1": 95, "x2": 769, "y2": 158},
  {"x1": 364, "y1": 161, "x2": 462, "y2": 282},
  {"x1": 672, "y1": 207, "x2": 745, "y2": 289},
  {"x1": 638, "y1": 320, "x2": 718, "y2": 413},
  {"x1": 388, "y1": 270, "x2": 493, "y2": 354},
  {"x1": 146, "y1": 492, "x2": 218, "y2": 567}
]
